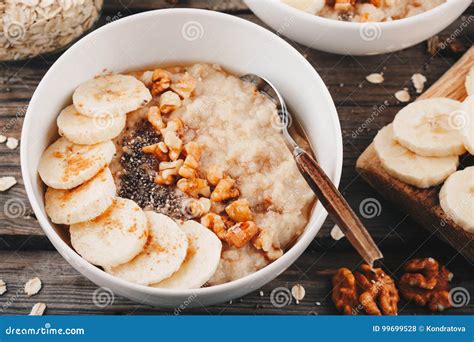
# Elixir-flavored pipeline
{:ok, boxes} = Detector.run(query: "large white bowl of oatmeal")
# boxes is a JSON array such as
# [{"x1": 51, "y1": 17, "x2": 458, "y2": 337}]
[
  {"x1": 245, "y1": 0, "x2": 471, "y2": 55},
  {"x1": 21, "y1": 9, "x2": 342, "y2": 306}
]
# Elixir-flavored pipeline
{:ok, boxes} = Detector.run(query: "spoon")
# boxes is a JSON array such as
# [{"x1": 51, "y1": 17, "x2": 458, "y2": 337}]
[{"x1": 241, "y1": 74, "x2": 383, "y2": 267}]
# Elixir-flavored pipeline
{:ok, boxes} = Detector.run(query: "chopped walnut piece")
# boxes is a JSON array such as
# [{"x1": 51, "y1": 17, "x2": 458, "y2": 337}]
[
  {"x1": 159, "y1": 91, "x2": 181, "y2": 114},
  {"x1": 210, "y1": 178, "x2": 239, "y2": 202},
  {"x1": 201, "y1": 213, "x2": 227, "y2": 239},
  {"x1": 177, "y1": 178, "x2": 211, "y2": 198},
  {"x1": 225, "y1": 198, "x2": 253, "y2": 222},
  {"x1": 334, "y1": 0, "x2": 355, "y2": 12},
  {"x1": 142, "y1": 142, "x2": 169, "y2": 162},
  {"x1": 159, "y1": 159, "x2": 184, "y2": 172},
  {"x1": 163, "y1": 118, "x2": 184, "y2": 135},
  {"x1": 155, "y1": 173, "x2": 174, "y2": 185},
  {"x1": 206, "y1": 165, "x2": 224, "y2": 186},
  {"x1": 184, "y1": 198, "x2": 211, "y2": 218},
  {"x1": 151, "y1": 69, "x2": 172, "y2": 96},
  {"x1": 332, "y1": 268, "x2": 358, "y2": 315},
  {"x1": 170, "y1": 73, "x2": 197, "y2": 99},
  {"x1": 252, "y1": 228, "x2": 283, "y2": 261},
  {"x1": 164, "y1": 131, "x2": 183, "y2": 161},
  {"x1": 225, "y1": 221, "x2": 259, "y2": 248},
  {"x1": 179, "y1": 155, "x2": 199, "y2": 179},
  {"x1": 399, "y1": 258, "x2": 453, "y2": 311},
  {"x1": 147, "y1": 106, "x2": 165, "y2": 131},
  {"x1": 332, "y1": 264, "x2": 399, "y2": 315},
  {"x1": 355, "y1": 264, "x2": 399, "y2": 316},
  {"x1": 184, "y1": 142, "x2": 202, "y2": 161}
]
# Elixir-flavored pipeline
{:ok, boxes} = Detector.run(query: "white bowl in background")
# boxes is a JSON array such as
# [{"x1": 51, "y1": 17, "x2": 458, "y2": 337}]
[
  {"x1": 245, "y1": 0, "x2": 471, "y2": 55},
  {"x1": 21, "y1": 9, "x2": 342, "y2": 307}
]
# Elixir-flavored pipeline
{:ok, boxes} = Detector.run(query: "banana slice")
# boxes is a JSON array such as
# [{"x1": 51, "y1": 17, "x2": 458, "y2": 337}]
[
  {"x1": 105, "y1": 212, "x2": 188, "y2": 285},
  {"x1": 45, "y1": 168, "x2": 116, "y2": 224},
  {"x1": 57, "y1": 105, "x2": 126, "y2": 145},
  {"x1": 393, "y1": 98, "x2": 465, "y2": 157},
  {"x1": 73, "y1": 74, "x2": 151, "y2": 118},
  {"x1": 460, "y1": 96, "x2": 474, "y2": 155},
  {"x1": 374, "y1": 125, "x2": 458, "y2": 188},
  {"x1": 152, "y1": 220, "x2": 222, "y2": 289},
  {"x1": 70, "y1": 198, "x2": 148, "y2": 268},
  {"x1": 439, "y1": 167, "x2": 474, "y2": 233},
  {"x1": 38, "y1": 137, "x2": 115, "y2": 190},
  {"x1": 466, "y1": 65, "x2": 474, "y2": 96},
  {"x1": 282, "y1": 0, "x2": 325, "y2": 14}
]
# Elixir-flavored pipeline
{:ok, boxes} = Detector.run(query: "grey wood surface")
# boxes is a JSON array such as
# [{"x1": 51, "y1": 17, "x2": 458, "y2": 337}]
[{"x1": 0, "y1": 0, "x2": 472, "y2": 315}]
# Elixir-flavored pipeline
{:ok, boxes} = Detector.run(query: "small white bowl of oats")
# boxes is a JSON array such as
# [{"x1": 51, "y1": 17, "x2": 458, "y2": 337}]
[
  {"x1": 245, "y1": 0, "x2": 471, "y2": 55},
  {"x1": 21, "y1": 9, "x2": 342, "y2": 306}
]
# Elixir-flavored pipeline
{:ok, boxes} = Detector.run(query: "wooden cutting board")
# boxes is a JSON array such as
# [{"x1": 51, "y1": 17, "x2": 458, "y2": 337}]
[{"x1": 356, "y1": 47, "x2": 474, "y2": 263}]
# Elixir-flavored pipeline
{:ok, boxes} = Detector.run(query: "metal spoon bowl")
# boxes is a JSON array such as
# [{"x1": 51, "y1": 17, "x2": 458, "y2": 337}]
[{"x1": 241, "y1": 73, "x2": 383, "y2": 266}]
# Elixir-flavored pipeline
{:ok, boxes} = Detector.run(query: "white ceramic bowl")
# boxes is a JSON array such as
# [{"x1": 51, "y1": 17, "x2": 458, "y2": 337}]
[
  {"x1": 21, "y1": 9, "x2": 342, "y2": 307},
  {"x1": 245, "y1": 0, "x2": 471, "y2": 55}
]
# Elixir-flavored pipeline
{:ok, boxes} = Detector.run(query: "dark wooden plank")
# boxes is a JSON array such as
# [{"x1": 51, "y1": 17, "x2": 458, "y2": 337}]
[{"x1": 0, "y1": 244, "x2": 471, "y2": 315}]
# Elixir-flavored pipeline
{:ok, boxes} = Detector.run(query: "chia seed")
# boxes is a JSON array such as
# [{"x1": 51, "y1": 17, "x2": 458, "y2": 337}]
[{"x1": 117, "y1": 119, "x2": 185, "y2": 220}]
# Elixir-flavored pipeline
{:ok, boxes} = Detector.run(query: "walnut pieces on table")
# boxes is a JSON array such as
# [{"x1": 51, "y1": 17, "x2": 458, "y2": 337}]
[
  {"x1": 399, "y1": 258, "x2": 453, "y2": 312},
  {"x1": 332, "y1": 264, "x2": 399, "y2": 315}
]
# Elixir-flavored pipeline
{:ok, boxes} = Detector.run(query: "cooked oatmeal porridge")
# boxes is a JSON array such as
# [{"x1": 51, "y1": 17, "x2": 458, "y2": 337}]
[
  {"x1": 111, "y1": 64, "x2": 315, "y2": 284},
  {"x1": 283, "y1": 0, "x2": 445, "y2": 22}
]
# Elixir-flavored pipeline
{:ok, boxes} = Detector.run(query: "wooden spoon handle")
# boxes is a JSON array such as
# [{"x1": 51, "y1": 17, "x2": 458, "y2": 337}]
[{"x1": 294, "y1": 148, "x2": 383, "y2": 266}]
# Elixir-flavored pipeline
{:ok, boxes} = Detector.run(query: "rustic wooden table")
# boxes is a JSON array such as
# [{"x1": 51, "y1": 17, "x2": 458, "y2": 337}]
[{"x1": 0, "y1": 0, "x2": 472, "y2": 315}]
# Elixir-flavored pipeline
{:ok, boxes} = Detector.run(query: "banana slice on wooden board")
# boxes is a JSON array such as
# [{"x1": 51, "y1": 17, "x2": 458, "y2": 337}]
[
  {"x1": 105, "y1": 212, "x2": 188, "y2": 285},
  {"x1": 152, "y1": 220, "x2": 222, "y2": 289},
  {"x1": 57, "y1": 105, "x2": 126, "y2": 145},
  {"x1": 70, "y1": 198, "x2": 148, "y2": 268},
  {"x1": 73, "y1": 74, "x2": 151, "y2": 118},
  {"x1": 393, "y1": 98, "x2": 465, "y2": 157},
  {"x1": 440, "y1": 167, "x2": 474, "y2": 233},
  {"x1": 466, "y1": 65, "x2": 474, "y2": 96},
  {"x1": 460, "y1": 96, "x2": 474, "y2": 155},
  {"x1": 282, "y1": 0, "x2": 325, "y2": 14},
  {"x1": 45, "y1": 168, "x2": 116, "y2": 225},
  {"x1": 38, "y1": 137, "x2": 115, "y2": 190},
  {"x1": 374, "y1": 125, "x2": 459, "y2": 188}
]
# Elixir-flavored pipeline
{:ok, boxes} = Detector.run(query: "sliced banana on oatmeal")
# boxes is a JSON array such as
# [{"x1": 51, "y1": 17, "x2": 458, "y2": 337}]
[
  {"x1": 70, "y1": 198, "x2": 148, "y2": 268},
  {"x1": 45, "y1": 168, "x2": 116, "y2": 224},
  {"x1": 153, "y1": 220, "x2": 222, "y2": 289},
  {"x1": 57, "y1": 105, "x2": 126, "y2": 145},
  {"x1": 38, "y1": 137, "x2": 115, "y2": 190},
  {"x1": 282, "y1": 0, "x2": 325, "y2": 14},
  {"x1": 393, "y1": 98, "x2": 465, "y2": 157},
  {"x1": 439, "y1": 167, "x2": 474, "y2": 233},
  {"x1": 460, "y1": 96, "x2": 474, "y2": 155},
  {"x1": 105, "y1": 212, "x2": 188, "y2": 285},
  {"x1": 374, "y1": 125, "x2": 458, "y2": 188},
  {"x1": 466, "y1": 65, "x2": 474, "y2": 96},
  {"x1": 73, "y1": 74, "x2": 151, "y2": 118}
]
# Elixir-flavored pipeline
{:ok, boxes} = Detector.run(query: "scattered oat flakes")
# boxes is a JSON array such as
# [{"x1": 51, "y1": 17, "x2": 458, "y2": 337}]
[
  {"x1": 0, "y1": 280, "x2": 6, "y2": 295},
  {"x1": 259, "y1": 291, "x2": 264, "y2": 297},
  {"x1": 6, "y1": 137, "x2": 18, "y2": 150},
  {"x1": 0, "y1": 135, "x2": 6, "y2": 143},
  {"x1": 395, "y1": 88, "x2": 411, "y2": 103},
  {"x1": 315, "y1": 301, "x2": 321, "y2": 306},
  {"x1": 411, "y1": 73, "x2": 427, "y2": 94},
  {"x1": 29, "y1": 303, "x2": 46, "y2": 316},
  {"x1": 24, "y1": 277, "x2": 42, "y2": 297},
  {"x1": 330, "y1": 225, "x2": 344, "y2": 241},
  {"x1": 366, "y1": 73, "x2": 384, "y2": 84},
  {"x1": 291, "y1": 284, "x2": 305, "y2": 304},
  {"x1": 0, "y1": 176, "x2": 16, "y2": 191}
]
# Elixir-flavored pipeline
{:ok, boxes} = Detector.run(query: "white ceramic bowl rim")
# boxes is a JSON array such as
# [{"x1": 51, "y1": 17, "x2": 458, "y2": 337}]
[
  {"x1": 21, "y1": 8, "x2": 342, "y2": 298},
  {"x1": 275, "y1": 0, "x2": 461, "y2": 28}
]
